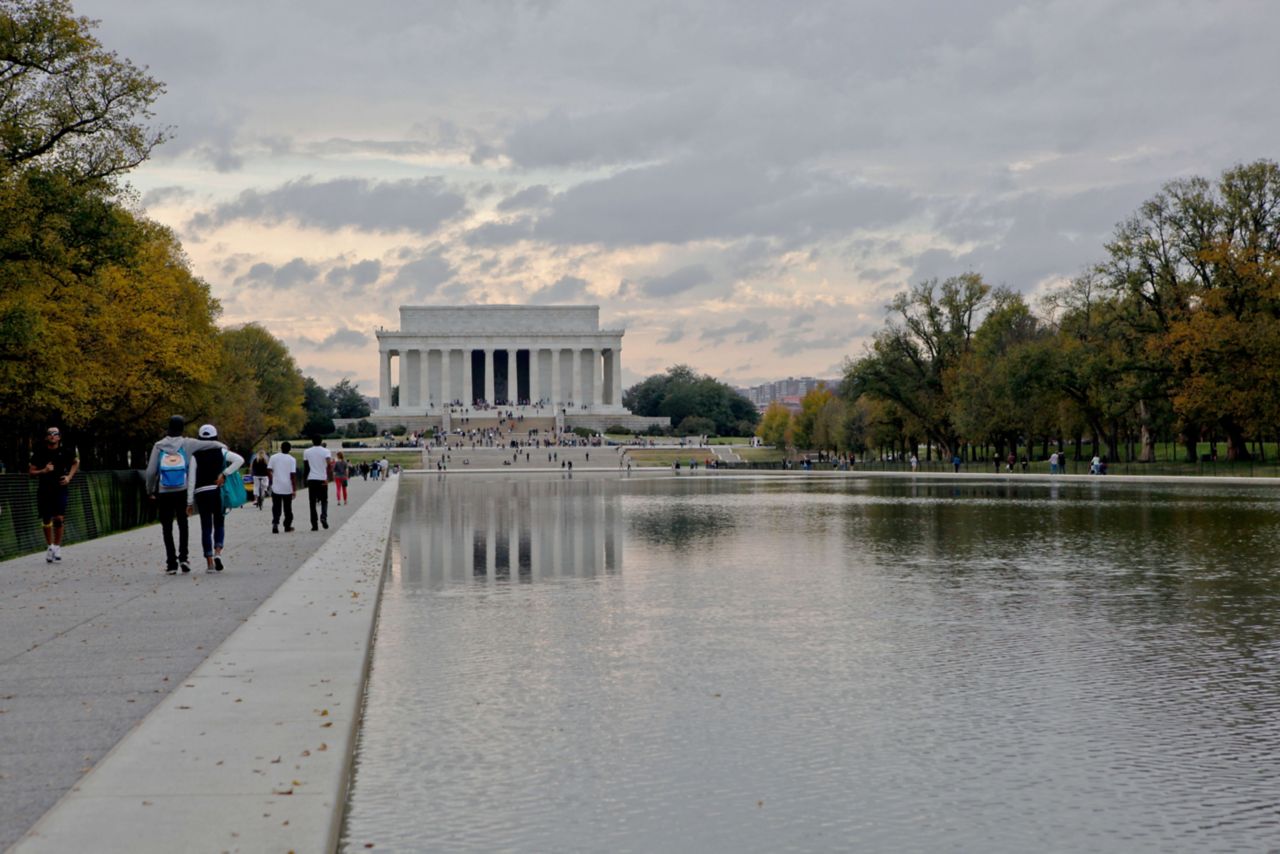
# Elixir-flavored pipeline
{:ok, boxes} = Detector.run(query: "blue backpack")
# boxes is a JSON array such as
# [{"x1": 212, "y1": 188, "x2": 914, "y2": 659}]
[{"x1": 158, "y1": 446, "x2": 189, "y2": 490}]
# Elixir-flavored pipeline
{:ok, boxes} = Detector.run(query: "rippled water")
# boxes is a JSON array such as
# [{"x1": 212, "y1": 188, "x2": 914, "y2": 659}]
[{"x1": 341, "y1": 474, "x2": 1280, "y2": 852}]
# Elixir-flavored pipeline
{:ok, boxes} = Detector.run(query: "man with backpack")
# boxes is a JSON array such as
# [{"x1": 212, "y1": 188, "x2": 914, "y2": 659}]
[{"x1": 144, "y1": 415, "x2": 223, "y2": 575}]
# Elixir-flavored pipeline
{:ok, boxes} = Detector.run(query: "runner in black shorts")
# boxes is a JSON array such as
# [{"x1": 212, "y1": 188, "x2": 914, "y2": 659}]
[{"x1": 28, "y1": 426, "x2": 79, "y2": 563}]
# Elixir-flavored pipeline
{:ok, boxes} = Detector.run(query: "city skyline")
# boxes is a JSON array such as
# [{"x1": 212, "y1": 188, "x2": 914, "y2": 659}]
[{"x1": 78, "y1": 0, "x2": 1280, "y2": 392}]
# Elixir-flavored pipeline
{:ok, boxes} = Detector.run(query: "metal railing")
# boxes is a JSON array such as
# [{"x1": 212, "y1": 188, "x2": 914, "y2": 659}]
[{"x1": 0, "y1": 471, "x2": 156, "y2": 562}]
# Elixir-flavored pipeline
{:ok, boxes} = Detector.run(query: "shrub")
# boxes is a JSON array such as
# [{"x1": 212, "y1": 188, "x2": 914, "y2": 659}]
[{"x1": 391, "y1": 424, "x2": 408, "y2": 436}]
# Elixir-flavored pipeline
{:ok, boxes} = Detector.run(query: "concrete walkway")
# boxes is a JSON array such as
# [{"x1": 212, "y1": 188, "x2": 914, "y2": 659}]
[{"x1": 0, "y1": 477, "x2": 393, "y2": 852}]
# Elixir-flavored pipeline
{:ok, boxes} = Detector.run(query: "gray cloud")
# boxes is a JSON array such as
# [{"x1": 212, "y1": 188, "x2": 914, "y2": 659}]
[
  {"x1": 234, "y1": 257, "x2": 320, "y2": 289},
  {"x1": 301, "y1": 327, "x2": 371, "y2": 350},
  {"x1": 497, "y1": 185, "x2": 552, "y2": 212},
  {"x1": 700, "y1": 318, "x2": 772, "y2": 346},
  {"x1": 141, "y1": 185, "x2": 194, "y2": 207},
  {"x1": 463, "y1": 218, "x2": 534, "y2": 247},
  {"x1": 189, "y1": 176, "x2": 467, "y2": 235},
  {"x1": 658, "y1": 325, "x2": 686, "y2": 344},
  {"x1": 326, "y1": 259, "x2": 383, "y2": 292},
  {"x1": 529, "y1": 275, "x2": 590, "y2": 305},
  {"x1": 533, "y1": 157, "x2": 921, "y2": 248},
  {"x1": 391, "y1": 250, "x2": 456, "y2": 298},
  {"x1": 634, "y1": 264, "x2": 712, "y2": 298}
]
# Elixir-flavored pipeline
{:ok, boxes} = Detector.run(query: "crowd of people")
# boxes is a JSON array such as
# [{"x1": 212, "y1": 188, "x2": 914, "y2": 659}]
[{"x1": 22, "y1": 415, "x2": 405, "y2": 574}]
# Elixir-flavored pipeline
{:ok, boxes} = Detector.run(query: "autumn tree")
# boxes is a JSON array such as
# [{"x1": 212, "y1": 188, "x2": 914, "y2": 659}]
[
  {"x1": 194, "y1": 324, "x2": 305, "y2": 451},
  {"x1": 0, "y1": 0, "x2": 167, "y2": 183},
  {"x1": 756, "y1": 401, "x2": 791, "y2": 447},
  {"x1": 843, "y1": 273, "x2": 993, "y2": 457}
]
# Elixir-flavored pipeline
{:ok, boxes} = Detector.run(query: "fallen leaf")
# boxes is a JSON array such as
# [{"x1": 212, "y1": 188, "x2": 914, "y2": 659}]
[
  {"x1": 321, "y1": 722, "x2": 333, "y2": 728},
  {"x1": 270, "y1": 756, "x2": 282, "y2": 764},
  {"x1": 317, "y1": 743, "x2": 328, "y2": 752},
  {"x1": 273, "y1": 788, "x2": 294, "y2": 796},
  {"x1": 301, "y1": 750, "x2": 311, "y2": 757}
]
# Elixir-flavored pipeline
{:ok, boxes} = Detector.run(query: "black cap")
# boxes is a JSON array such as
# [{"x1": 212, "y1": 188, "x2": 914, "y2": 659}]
[{"x1": 167, "y1": 415, "x2": 186, "y2": 436}]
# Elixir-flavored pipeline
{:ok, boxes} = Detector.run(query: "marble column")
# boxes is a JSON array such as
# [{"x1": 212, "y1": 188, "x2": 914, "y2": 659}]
[
  {"x1": 462, "y1": 348, "x2": 473, "y2": 407},
  {"x1": 379, "y1": 350, "x2": 393, "y2": 411},
  {"x1": 551, "y1": 347, "x2": 561, "y2": 407},
  {"x1": 440, "y1": 348, "x2": 452, "y2": 408},
  {"x1": 529, "y1": 347, "x2": 541, "y2": 405},
  {"x1": 483, "y1": 348, "x2": 495, "y2": 405},
  {"x1": 504, "y1": 348, "x2": 515, "y2": 405},
  {"x1": 591, "y1": 348, "x2": 603, "y2": 407},
  {"x1": 570, "y1": 347, "x2": 580, "y2": 406},
  {"x1": 610, "y1": 344, "x2": 622, "y2": 405}
]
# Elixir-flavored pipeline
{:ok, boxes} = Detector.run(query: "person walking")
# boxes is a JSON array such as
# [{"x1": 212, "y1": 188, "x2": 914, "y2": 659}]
[
  {"x1": 251, "y1": 450, "x2": 270, "y2": 509},
  {"x1": 28, "y1": 426, "x2": 79, "y2": 563},
  {"x1": 333, "y1": 451, "x2": 350, "y2": 505},
  {"x1": 303, "y1": 436, "x2": 333, "y2": 530},
  {"x1": 186, "y1": 424, "x2": 244, "y2": 573},
  {"x1": 267, "y1": 441, "x2": 298, "y2": 533},
  {"x1": 144, "y1": 415, "x2": 223, "y2": 575}
]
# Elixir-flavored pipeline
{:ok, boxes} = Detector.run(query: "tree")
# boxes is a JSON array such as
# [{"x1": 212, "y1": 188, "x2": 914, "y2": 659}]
[
  {"x1": 201, "y1": 324, "x2": 305, "y2": 450},
  {"x1": 756, "y1": 402, "x2": 790, "y2": 447},
  {"x1": 791, "y1": 385, "x2": 838, "y2": 451},
  {"x1": 675, "y1": 415, "x2": 716, "y2": 437},
  {"x1": 329, "y1": 377, "x2": 371, "y2": 418},
  {"x1": 302, "y1": 376, "x2": 335, "y2": 437},
  {"x1": 843, "y1": 274, "x2": 993, "y2": 456},
  {"x1": 0, "y1": 177, "x2": 222, "y2": 467},
  {"x1": 0, "y1": 0, "x2": 167, "y2": 184},
  {"x1": 623, "y1": 364, "x2": 759, "y2": 436}
]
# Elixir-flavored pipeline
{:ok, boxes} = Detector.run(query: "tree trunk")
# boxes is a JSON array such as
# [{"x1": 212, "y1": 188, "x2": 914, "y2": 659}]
[
  {"x1": 1135, "y1": 400, "x2": 1157, "y2": 462},
  {"x1": 1223, "y1": 418, "x2": 1253, "y2": 461}
]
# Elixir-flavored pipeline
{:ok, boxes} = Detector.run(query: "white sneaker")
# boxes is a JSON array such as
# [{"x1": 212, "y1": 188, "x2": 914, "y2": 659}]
[
  {"x1": 46, "y1": 546, "x2": 55, "y2": 563},
  {"x1": 52, "y1": 545, "x2": 62, "y2": 561}
]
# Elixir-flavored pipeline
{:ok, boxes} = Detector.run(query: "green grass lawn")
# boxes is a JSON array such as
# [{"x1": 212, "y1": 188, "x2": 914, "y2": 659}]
[{"x1": 624, "y1": 449, "x2": 721, "y2": 467}]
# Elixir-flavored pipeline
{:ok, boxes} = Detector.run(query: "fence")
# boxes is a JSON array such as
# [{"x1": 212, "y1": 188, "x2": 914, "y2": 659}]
[{"x1": 0, "y1": 471, "x2": 156, "y2": 562}]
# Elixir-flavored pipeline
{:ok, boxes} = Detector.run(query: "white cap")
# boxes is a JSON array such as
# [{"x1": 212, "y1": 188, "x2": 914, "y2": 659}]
[{"x1": 198, "y1": 424, "x2": 218, "y2": 439}]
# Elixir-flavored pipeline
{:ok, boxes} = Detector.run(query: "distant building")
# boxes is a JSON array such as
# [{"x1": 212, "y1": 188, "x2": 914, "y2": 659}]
[{"x1": 737, "y1": 376, "x2": 839, "y2": 411}]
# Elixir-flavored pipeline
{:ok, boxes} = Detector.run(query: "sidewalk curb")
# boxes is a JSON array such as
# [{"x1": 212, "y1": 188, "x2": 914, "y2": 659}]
[{"x1": 11, "y1": 479, "x2": 399, "y2": 854}]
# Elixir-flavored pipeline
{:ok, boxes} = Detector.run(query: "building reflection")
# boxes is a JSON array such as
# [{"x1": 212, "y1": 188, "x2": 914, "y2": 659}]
[{"x1": 394, "y1": 476, "x2": 622, "y2": 587}]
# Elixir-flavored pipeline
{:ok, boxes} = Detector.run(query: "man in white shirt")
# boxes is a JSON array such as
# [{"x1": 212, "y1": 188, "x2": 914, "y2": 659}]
[
  {"x1": 267, "y1": 441, "x2": 298, "y2": 533},
  {"x1": 302, "y1": 436, "x2": 334, "y2": 531}
]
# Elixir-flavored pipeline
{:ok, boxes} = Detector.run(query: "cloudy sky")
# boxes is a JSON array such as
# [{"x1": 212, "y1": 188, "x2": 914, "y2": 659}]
[{"x1": 80, "y1": 0, "x2": 1279, "y2": 392}]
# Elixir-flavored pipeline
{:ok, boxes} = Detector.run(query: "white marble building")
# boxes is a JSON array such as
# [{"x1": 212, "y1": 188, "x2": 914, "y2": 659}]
[{"x1": 373, "y1": 306, "x2": 637, "y2": 426}]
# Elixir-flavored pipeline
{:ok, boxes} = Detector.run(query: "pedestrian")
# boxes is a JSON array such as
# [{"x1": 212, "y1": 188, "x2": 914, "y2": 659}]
[
  {"x1": 144, "y1": 415, "x2": 222, "y2": 574},
  {"x1": 251, "y1": 450, "x2": 270, "y2": 509},
  {"x1": 267, "y1": 441, "x2": 297, "y2": 533},
  {"x1": 187, "y1": 424, "x2": 244, "y2": 573},
  {"x1": 952, "y1": 454, "x2": 961, "y2": 473},
  {"x1": 380, "y1": 456, "x2": 390, "y2": 477},
  {"x1": 1090, "y1": 454, "x2": 1101, "y2": 475},
  {"x1": 1049, "y1": 451, "x2": 1059, "y2": 475},
  {"x1": 333, "y1": 451, "x2": 350, "y2": 505},
  {"x1": 1006, "y1": 451, "x2": 1016, "y2": 473},
  {"x1": 28, "y1": 425, "x2": 78, "y2": 563},
  {"x1": 303, "y1": 436, "x2": 333, "y2": 531},
  {"x1": 910, "y1": 453, "x2": 919, "y2": 473}
]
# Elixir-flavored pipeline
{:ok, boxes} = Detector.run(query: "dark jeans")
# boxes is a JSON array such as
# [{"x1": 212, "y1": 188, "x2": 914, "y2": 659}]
[
  {"x1": 271, "y1": 492, "x2": 294, "y2": 530},
  {"x1": 156, "y1": 491, "x2": 189, "y2": 569},
  {"x1": 195, "y1": 489, "x2": 224, "y2": 557},
  {"x1": 307, "y1": 479, "x2": 328, "y2": 529}
]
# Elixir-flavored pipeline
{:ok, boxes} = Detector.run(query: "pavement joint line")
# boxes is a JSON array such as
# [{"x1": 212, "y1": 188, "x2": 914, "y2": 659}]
[{"x1": 11, "y1": 478, "x2": 399, "y2": 854}]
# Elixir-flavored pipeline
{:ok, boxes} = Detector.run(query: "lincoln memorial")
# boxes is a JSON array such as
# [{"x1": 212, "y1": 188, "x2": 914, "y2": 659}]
[{"x1": 371, "y1": 305, "x2": 664, "y2": 432}]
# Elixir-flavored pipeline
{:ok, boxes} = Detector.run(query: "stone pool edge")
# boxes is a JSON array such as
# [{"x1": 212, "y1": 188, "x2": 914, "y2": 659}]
[{"x1": 12, "y1": 478, "x2": 399, "y2": 854}]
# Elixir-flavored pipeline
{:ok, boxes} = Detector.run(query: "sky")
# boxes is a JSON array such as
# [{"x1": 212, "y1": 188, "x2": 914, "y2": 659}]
[{"x1": 78, "y1": 0, "x2": 1280, "y2": 394}]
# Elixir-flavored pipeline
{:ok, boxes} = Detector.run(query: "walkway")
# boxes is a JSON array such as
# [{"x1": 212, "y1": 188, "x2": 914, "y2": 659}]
[{"x1": 0, "y1": 478, "x2": 388, "y2": 852}]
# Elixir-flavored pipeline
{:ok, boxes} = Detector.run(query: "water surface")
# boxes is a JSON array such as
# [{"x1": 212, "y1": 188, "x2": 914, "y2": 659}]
[{"x1": 342, "y1": 474, "x2": 1280, "y2": 852}]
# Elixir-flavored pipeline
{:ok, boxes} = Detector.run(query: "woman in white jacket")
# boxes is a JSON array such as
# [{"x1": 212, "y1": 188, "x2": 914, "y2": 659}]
[{"x1": 186, "y1": 424, "x2": 245, "y2": 573}]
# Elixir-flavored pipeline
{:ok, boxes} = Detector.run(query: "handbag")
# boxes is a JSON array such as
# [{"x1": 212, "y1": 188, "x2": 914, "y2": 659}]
[{"x1": 220, "y1": 451, "x2": 248, "y2": 511}]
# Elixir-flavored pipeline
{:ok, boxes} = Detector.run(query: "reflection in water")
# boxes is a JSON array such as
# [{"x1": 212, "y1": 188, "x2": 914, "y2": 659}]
[
  {"x1": 345, "y1": 475, "x2": 1280, "y2": 853},
  {"x1": 393, "y1": 475, "x2": 622, "y2": 587}
]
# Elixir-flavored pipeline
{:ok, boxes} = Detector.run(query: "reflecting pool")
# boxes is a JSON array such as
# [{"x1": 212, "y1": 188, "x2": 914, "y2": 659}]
[{"x1": 341, "y1": 474, "x2": 1280, "y2": 852}]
